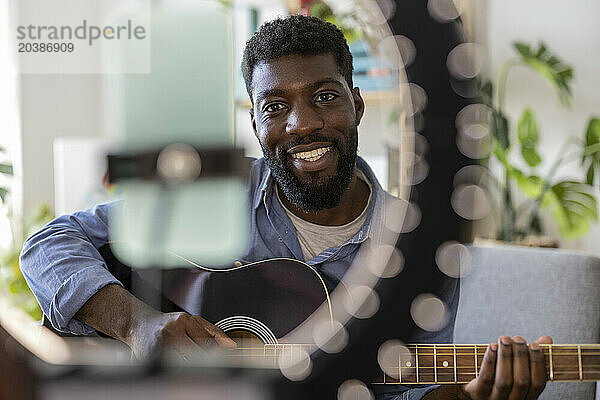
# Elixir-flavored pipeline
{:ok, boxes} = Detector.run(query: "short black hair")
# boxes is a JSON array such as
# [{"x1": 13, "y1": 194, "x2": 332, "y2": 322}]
[{"x1": 241, "y1": 15, "x2": 354, "y2": 101}]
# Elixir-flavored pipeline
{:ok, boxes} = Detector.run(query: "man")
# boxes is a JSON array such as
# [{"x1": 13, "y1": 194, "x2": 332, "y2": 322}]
[{"x1": 20, "y1": 15, "x2": 550, "y2": 400}]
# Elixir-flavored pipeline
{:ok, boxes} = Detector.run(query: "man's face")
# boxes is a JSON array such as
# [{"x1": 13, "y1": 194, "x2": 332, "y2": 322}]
[{"x1": 250, "y1": 53, "x2": 365, "y2": 211}]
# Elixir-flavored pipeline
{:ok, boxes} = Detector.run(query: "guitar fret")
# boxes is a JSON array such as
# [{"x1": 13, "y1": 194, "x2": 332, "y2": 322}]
[
  {"x1": 578, "y1": 345, "x2": 583, "y2": 380},
  {"x1": 398, "y1": 348, "x2": 402, "y2": 383},
  {"x1": 549, "y1": 345, "x2": 581, "y2": 381},
  {"x1": 434, "y1": 345, "x2": 438, "y2": 383},
  {"x1": 453, "y1": 344, "x2": 457, "y2": 383},
  {"x1": 549, "y1": 345, "x2": 554, "y2": 381},
  {"x1": 456, "y1": 346, "x2": 476, "y2": 383},
  {"x1": 581, "y1": 344, "x2": 600, "y2": 381},
  {"x1": 416, "y1": 345, "x2": 420, "y2": 383},
  {"x1": 474, "y1": 346, "x2": 478, "y2": 378}
]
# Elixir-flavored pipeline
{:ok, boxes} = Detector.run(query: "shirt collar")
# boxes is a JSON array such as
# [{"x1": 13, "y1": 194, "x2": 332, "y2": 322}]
[{"x1": 253, "y1": 161, "x2": 273, "y2": 210}]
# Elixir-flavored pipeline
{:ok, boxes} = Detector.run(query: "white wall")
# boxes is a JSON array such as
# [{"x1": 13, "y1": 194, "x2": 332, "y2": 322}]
[
  {"x1": 19, "y1": 74, "x2": 102, "y2": 220},
  {"x1": 475, "y1": 0, "x2": 600, "y2": 254}
]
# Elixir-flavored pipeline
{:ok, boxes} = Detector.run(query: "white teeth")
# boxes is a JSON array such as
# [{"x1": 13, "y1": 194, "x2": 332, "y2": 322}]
[{"x1": 292, "y1": 146, "x2": 331, "y2": 162}]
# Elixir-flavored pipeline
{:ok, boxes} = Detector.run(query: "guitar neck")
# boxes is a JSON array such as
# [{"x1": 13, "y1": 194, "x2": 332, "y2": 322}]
[
  {"x1": 374, "y1": 344, "x2": 600, "y2": 385},
  {"x1": 220, "y1": 342, "x2": 600, "y2": 384}
]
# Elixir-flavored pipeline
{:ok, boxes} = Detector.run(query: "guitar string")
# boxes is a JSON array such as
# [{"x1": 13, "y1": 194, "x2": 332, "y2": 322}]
[
  {"x1": 380, "y1": 365, "x2": 600, "y2": 369},
  {"x1": 397, "y1": 349, "x2": 599, "y2": 353},
  {"x1": 428, "y1": 352, "x2": 600, "y2": 354},
  {"x1": 386, "y1": 351, "x2": 600, "y2": 354},
  {"x1": 401, "y1": 344, "x2": 600, "y2": 347}
]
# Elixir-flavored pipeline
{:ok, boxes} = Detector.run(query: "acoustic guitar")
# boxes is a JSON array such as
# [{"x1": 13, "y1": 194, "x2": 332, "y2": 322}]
[{"x1": 99, "y1": 244, "x2": 600, "y2": 385}]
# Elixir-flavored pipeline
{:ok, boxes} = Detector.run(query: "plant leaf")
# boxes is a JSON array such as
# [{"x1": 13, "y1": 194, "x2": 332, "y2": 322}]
[
  {"x1": 542, "y1": 180, "x2": 598, "y2": 238},
  {"x1": 530, "y1": 213, "x2": 543, "y2": 235},
  {"x1": 587, "y1": 164, "x2": 595, "y2": 185},
  {"x1": 494, "y1": 111, "x2": 510, "y2": 150},
  {"x1": 0, "y1": 163, "x2": 13, "y2": 175},
  {"x1": 510, "y1": 168, "x2": 543, "y2": 198},
  {"x1": 513, "y1": 42, "x2": 531, "y2": 59},
  {"x1": 493, "y1": 141, "x2": 511, "y2": 168},
  {"x1": 517, "y1": 108, "x2": 542, "y2": 167},
  {"x1": 512, "y1": 41, "x2": 573, "y2": 106},
  {"x1": 584, "y1": 118, "x2": 600, "y2": 150},
  {"x1": 581, "y1": 117, "x2": 600, "y2": 186}
]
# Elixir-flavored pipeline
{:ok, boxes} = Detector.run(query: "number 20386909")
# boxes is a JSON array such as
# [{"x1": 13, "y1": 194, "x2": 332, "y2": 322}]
[{"x1": 18, "y1": 42, "x2": 74, "y2": 52}]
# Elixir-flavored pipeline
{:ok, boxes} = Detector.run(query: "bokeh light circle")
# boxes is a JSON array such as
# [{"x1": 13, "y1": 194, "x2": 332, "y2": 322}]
[
  {"x1": 338, "y1": 379, "x2": 374, "y2": 400},
  {"x1": 453, "y1": 165, "x2": 490, "y2": 188},
  {"x1": 456, "y1": 126, "x2": 493, "y2": 159},
  {"x1": 379, "y1": 35, "x2": 416, "y2": 67},
  {"x1": 456, "y1": 104, "x2": 494, "y2": 130},
  {"x1": 435, "y1": 241, "x2": 472, "y2": 278},
  {"x1": 451, "y1": 184, "x2": 491, "y2": 220},
  {"x1": 343, "y1": 285, "x2": 380, "y2": 319},
  {"x1": 377, "y1": 339, "x2": 412, "y2": 379},
  {"x1": 410, "y1": 293, "x2": 449, "y2": 332},
  {"x1": 411, "y1": 159, "x2": 430, "y2": 185},
  {"x1": 312, "y1": 319, "x2": 349, "y2": 354},
  {"x1": 401, "y1": 202, "x2": 421, "y2": 233},
  {"x1": 427, "y1": 0, "x2": 461, "y2": 23},
  {"x1": 404, "y1": 83, "x2": 428, "y2": 116},
  {"x1": 455, "y1": 104, "x2": 494, "y2": 158},
  {"x1": 367, "y1": 244, "x2": 404, "y2": 278},
  {"x1": 278, "y1": 347, "x2": 312, "y2": 381},
  {"x1": 360, "y1": 0, "x2": 396, "y2": 25},
  {"x1": 447, "y1": 43, "x2": 486, "y2": 80}
]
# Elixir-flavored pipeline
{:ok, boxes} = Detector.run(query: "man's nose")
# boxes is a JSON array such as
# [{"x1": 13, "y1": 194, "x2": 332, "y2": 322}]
[{"x1": 285, "y1": 102, "x2": 324, "y2": 136}]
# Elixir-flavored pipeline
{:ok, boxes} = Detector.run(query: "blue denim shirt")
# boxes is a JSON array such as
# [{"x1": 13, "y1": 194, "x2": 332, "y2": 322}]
[{"x1": 20, "y1": 156, "x2": 439, "y2": 400}]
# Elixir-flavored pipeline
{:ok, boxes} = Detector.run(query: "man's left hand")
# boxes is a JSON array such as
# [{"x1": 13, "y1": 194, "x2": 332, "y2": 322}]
[{"x1": 458, "y1": 335, "x2": 553, "y2": 400}]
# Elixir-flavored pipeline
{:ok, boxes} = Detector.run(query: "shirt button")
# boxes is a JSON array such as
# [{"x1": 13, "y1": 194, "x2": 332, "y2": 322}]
[{"x1": 278, "y1": 237, "x2": 283, "y2": 242}]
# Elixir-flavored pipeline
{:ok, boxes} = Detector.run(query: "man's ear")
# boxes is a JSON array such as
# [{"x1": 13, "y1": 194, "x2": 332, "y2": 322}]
[{"x1": 352, "y1": 87, "x2": 365, "y2": 126}]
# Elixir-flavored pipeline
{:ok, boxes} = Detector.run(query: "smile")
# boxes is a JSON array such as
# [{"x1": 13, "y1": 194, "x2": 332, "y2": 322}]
[{"x1": 291, "y1": 146, "x2": 332, "y2": 162}]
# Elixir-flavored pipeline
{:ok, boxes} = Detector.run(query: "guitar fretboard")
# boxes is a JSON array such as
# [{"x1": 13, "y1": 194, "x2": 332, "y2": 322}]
[
  {"x1": 374, "y1": 344, "x2": 600, "y2": 385},
  {"x1": 222, "y1": 343, "x2": 318, "y2": 368}
]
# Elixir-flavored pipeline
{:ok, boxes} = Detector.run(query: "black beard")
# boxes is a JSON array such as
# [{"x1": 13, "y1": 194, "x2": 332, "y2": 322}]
[{"x1": 261, "y1": 131, "x2": 358, "y2": 212}]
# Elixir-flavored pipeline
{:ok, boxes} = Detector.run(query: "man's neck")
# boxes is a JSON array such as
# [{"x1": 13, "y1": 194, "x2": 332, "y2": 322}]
[{"x1": 277, "y1": 171, "x2": 370, "y2": 226}]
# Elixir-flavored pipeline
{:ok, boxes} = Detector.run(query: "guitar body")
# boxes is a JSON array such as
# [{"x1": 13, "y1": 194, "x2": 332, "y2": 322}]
[{"x1": 99, "y1": 244, "x2": 329, "y2": 340}]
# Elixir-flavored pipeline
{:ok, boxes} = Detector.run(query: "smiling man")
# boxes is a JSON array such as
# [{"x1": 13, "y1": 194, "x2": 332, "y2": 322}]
[
  {"x1": 248, "y1": 52, "x2": 368, "y2": 223},
  {"x1": 20, "y1": 15, "x2": 550, "y2": 400}
]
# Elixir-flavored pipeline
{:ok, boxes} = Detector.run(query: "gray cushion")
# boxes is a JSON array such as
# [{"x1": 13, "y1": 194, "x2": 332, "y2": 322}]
[{"x1": 453, "y1": 244, "x2": 600, "y2": 400}]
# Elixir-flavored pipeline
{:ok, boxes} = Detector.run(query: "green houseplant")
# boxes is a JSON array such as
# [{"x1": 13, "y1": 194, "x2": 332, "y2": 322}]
[
  {"x1": 0, "y1": 146, "x2": 52, "y2": 320},
  {"x1": 479, "y1": 42, "x2": 600, "y2": 243}
]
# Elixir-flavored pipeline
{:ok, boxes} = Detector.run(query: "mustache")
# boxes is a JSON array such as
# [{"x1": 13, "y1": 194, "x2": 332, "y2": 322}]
[{"x1": 280, "y1": 133, "x2": 342, "y2": 153}]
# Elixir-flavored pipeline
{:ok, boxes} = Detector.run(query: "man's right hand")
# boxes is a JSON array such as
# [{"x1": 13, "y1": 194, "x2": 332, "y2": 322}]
[
  {"x1": 126, "y1": 310, "x2": 237, "y2": 360},
  {"x1": 74, "y1": 284, "x2": 236, "y2": 360}
]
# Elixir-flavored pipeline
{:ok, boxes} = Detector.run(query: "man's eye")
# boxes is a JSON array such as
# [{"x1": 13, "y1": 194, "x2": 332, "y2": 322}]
[
  {"x1": 264, "y1": 103, "x2": 285, "y2": 113},
  {"x1": 316, "y1": 93, "x2": 337, "y2": 102}
]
